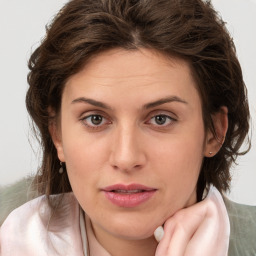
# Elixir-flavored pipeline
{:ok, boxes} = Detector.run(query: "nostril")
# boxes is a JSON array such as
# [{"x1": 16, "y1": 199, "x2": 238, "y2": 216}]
[{"x1": 111, "y1": 164, "x2": 142, "y2": 172}]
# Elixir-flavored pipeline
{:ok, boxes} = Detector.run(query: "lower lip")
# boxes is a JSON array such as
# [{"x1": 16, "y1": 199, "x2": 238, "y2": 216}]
[{"x1": 103, "y1": 190, "x2": 156, "y2": 208}]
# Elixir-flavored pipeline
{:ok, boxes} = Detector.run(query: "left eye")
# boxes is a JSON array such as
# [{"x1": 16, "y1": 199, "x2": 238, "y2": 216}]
[{"x1": 149, "y1": 115, "x2": 174, "y2": 126}]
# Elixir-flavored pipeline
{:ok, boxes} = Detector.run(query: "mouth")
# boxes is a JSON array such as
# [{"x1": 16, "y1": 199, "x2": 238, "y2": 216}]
[
  {"x1": 109, "y1": 189, "x2": 148, "y2": 194},
  {"x1": 102, "y1": 184, "x2": 157, "y2": 208}
]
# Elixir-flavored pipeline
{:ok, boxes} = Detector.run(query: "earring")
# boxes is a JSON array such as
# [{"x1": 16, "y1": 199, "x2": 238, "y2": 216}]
[
  {"x1": 59, "y1": 162, "x2": 64, "y2": 174},
  {"x1": 209, "y1": 152, "x2": 213, "y2": 155}
]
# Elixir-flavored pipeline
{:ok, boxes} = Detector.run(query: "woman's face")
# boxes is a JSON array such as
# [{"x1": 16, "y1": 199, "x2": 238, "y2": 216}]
[{"x1": 54, "y1": 48, "x2": 211, "y2": 241}]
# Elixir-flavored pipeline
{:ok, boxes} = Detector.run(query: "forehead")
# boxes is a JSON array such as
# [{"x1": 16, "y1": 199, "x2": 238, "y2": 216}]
[{"x1": 63, "y1": 48, "x2": 201, "y2": 109}]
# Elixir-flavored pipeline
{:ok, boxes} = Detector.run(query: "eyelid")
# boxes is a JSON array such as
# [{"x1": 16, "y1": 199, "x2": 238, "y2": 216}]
[
  {"x1": 79, "y1": 109, "x2": 108, "y2": 118},
  {"x1": 146, "y1": 109, "x2": 178, "y2": 120}
]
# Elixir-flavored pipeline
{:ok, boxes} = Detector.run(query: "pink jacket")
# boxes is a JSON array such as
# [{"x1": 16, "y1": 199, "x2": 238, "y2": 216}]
[{"x1": 0, "y1": 193, "x2": 86, "y2": 255}]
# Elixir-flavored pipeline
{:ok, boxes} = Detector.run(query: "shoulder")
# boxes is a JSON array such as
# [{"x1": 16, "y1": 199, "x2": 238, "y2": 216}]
[
  {"x1": 0, "y1": 194, "x2": 49, "y2": 255},
  {"x1": 223, "y1": 197, "x2": 256, "y2": 256},
  {"x1": 0, "y1": 193, "x2": 84, "y2": 256},
  {"x1": 0, "y1": 177, "x2": 37, "y2": 225}
]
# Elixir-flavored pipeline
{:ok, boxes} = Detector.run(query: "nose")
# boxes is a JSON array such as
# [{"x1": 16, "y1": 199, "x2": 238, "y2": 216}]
[{"x1": 109, "y1": 125, "x2": 146, "y2": 172}]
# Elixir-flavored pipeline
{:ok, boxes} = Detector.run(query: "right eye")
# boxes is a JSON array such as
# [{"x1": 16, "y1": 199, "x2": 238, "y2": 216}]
[{"x1": 81, "y1": 114, "x2": 111, "y2": 130}]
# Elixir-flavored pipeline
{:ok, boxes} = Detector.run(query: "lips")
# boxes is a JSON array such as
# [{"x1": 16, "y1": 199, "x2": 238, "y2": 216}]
[{"x1": 102, "y1": 184, "x2": 157, "y2": 208}]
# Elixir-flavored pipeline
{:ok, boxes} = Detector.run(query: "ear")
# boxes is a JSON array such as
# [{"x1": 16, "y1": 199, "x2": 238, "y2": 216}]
[
  {"x1": 204, "y1": 106, "x2": 228, "y2": 157},
  {"x1": 48, "y1": 111, "x2": 66, "y2": 162}
]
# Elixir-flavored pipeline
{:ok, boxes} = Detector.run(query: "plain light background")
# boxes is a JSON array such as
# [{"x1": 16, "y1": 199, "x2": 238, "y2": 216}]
[{"x1": 0, "y1": 0, "x2": 255, "y2": 204}]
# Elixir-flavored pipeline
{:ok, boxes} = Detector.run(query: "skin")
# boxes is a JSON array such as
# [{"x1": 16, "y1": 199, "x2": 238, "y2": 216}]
[
  {"x1": 50, "y1": 48, "x2": 227, "y2": 256},
  {"x1": 155, "y1": 188, "x2": 230, "y2": 256}
]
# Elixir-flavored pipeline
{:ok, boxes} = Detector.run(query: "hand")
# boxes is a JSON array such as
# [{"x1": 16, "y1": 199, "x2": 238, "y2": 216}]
[{"x1": 155, "y1": 187, "x2": 230, "y2": 256}]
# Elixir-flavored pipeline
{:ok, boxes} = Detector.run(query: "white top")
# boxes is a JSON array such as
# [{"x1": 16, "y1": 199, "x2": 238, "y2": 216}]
[{"x1": 0, "y1": 186, "x2": 230, "y2": 255}]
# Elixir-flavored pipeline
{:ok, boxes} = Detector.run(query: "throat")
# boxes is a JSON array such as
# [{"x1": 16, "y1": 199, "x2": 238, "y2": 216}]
[{"x1": 86, "y1": 216, "x2": 157, "y2": 256}]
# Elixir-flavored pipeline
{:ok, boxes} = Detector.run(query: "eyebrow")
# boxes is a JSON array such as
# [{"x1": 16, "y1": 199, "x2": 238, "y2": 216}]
[
  {"x1": 71, "y1": 95, "x2": 188, "y2": 110},
  {"x1": 71, "y1": 97, "x2": 112, "y2": 110},
  {"x1": 143, "y1": 96, "x2": 188, "y2": 109}
]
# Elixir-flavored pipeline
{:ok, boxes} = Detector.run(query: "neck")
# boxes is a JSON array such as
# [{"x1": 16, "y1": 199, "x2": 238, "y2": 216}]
[{"x1": 91, "y1": 222, "x2": 158, "y2": 256}]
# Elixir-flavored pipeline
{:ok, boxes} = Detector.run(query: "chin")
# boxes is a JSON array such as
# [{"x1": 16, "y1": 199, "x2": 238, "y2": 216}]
[
  {"x1": 104, "y1": 216, "x2": 160, "y2": 240},
  {"x1": 113, "y1": 228, "x2": 155, "y2": 241}
]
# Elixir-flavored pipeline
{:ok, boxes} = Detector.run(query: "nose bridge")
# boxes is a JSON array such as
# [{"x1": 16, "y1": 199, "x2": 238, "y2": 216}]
[{"x1": 110, "y1": 122, "x2": 145, "y2": 171}]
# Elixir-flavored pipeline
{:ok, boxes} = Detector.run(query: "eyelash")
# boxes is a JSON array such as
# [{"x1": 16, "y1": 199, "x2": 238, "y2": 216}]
[{"x1": 80, "y1": 112, "x2": 177, "y2": 131}]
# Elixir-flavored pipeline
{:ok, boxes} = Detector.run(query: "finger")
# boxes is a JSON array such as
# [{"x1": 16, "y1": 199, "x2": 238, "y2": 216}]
[
  {"x1": 155, "y1": 202, "x2": 206, "y2": 256},
  {"x1": 156, "y1": 199, "x2": 211, "y2": 256},
  {"x1": 184, "y1": 201, "x2": 219, "y2": 256},
  {"x1": 155, "y1": 218, "x2": 176, "y2": 256},
  {"x1": 185, "y1": 189, "x2": 230, "y2": 256},
  {"x1": 165, "y1": 203, "x2": 208, "y2": 256},
  {"x1": 156, "y1": 187, "x2": 229, "y2": 256}
]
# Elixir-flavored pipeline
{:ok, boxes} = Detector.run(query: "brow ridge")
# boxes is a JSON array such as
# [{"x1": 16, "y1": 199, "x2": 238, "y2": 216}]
[
  {"x1": 71, "y1": 95, "x2": 187, "y2": 110},
  {"x1": 144, "y1": 96, "x2": 188, "y2": 109},
  {"x1": 71, "y1": 97, "x2": 111, "y2": 109}
]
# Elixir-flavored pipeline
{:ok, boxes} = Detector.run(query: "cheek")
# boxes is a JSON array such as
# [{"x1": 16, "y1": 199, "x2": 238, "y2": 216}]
[
  {"x1": 151, "y1": 125, "x2": 205, "y2": 206},
  {"x1": 152, "y1": 130, "x2": 205, "y2": 172},
  {"x1": 60, "y1": 128, "x2": 110, "y2": 194},
  {"x1": 154, "y1": 143, "x2": 203, "y2": 193},
  {"x1": 61, "y1": 124, "x2": 106, "y2": 167}
]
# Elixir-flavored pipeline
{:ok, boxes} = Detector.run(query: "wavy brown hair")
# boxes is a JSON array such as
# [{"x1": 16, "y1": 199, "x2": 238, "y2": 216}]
[{"x1": 26, "y1": 0, "x2": 250, "y2": 200}]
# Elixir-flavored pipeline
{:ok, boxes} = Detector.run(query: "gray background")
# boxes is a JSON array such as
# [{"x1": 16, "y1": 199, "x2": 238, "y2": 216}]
[{"x1": 0, "y1": 0, "x2": 255, "y2": 204}]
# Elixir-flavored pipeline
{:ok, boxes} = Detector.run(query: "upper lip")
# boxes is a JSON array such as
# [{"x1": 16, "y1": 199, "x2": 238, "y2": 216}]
[{"x1": 102, "y1": 184, "x2": 157, "y2": 192}]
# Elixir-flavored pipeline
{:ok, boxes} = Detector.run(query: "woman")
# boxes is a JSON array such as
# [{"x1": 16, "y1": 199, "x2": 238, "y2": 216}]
[{"x1": 1, "y1": 0, "x2": 255, "y2": 255}]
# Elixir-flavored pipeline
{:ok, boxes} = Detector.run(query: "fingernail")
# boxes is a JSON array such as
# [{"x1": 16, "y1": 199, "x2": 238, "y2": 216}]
[{"x1": 154, "y1": 226, "x2": 164, "y2": 242}]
